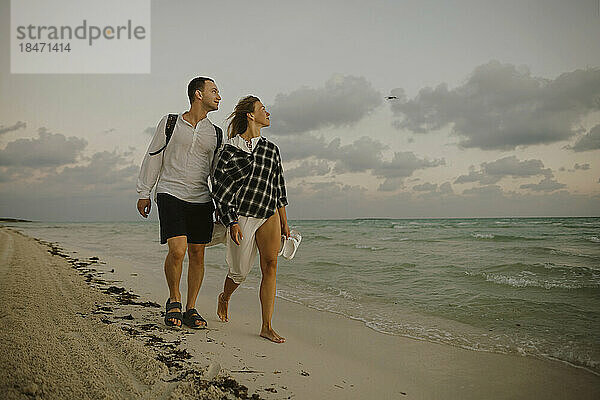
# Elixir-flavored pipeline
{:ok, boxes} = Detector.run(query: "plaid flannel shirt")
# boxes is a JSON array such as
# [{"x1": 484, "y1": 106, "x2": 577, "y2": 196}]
[{"x1": 212, "y1": 137, "x2": 288, "y2": 226}]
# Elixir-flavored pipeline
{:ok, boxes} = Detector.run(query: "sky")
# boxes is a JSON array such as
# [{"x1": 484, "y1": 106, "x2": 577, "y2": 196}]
[{"x1": 0, "y1": 0, "x2": 599, "y2": 221}]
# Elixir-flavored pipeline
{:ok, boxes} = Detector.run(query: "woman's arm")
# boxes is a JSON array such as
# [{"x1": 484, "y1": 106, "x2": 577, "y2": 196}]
[
  {"x1": 275, "y1": 147, "x2": 288, "y2": 209},
  {"x1": 275, "y1": 147, "x2": 289, "y2": 237},
  {"x1": 278, "y1": 206, "x2": 290, "y2": 238}
]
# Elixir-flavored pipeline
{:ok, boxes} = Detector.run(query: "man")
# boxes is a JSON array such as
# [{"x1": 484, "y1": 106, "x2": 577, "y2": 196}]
[{"x1": 136, "y1": 77, "x2": 222, "y2": 329}]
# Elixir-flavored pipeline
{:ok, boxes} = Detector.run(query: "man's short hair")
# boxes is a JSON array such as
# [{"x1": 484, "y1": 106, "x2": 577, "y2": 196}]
[{"x1": 187, "y1": 77, "x2": 215, "y2": 105}]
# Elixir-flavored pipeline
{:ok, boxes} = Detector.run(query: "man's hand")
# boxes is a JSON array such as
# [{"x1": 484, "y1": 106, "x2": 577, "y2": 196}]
[
  {"x1": 281, "y1": 221, "x2": 290, "y2": 238},
  {"x1": 137, "y1": 198, "x2": 151, "y2": 218},
  {"x1": 230, "y1": 223, "x2": 243, "y2": 245}
]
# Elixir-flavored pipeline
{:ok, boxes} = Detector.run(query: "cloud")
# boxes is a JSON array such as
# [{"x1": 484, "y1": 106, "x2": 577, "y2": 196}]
[
  {"x1": 287, "y1": 178, "x2": 598, "y2": 219},
  {"x1": 0, "y1": 122, "x2": 141, "y2": 220},
  {"x1": 274, "y1": 131, "x2": 442, "y2": 188},
  {"x1": 0, "y1": 121, "x2": 26, "y2": 136},
  {"x1": 272, "y1": 134, "x2": 330, "y2": 161},
  {"x1": 374, "y1": 152, "x2": 445, "y2": 191},
  {"x1": 277, "y1": 141, "x2": 443, "y2": 192},
  {"x1": 0, "y1": 169, "x2": 12, "y2": 183},
  {"x1": 1, "y1": 149, "x2": 140, "y2": 221},
  {"x1": 520, "y1": 177, "x2": 567, "y2": 192},
  {"x1": 0, "y1": 167, "x2": 34, "y2": 183},
  {"x1": 268, "y1": 75, "x2": 382, "y2": 134},
  {"x1": 455, "y1": 156, "x2": 552, "y2": 185},
  {"x1": 413, "y1": 182, "x2": 438, "y2": 192},
  {"x1": 462, "y1": 185, "x2": 506, "y2": 197},
  {"x1": 374, "y1": 151, "x2": 445, "y2": 179},
  {"x1": 411, "y1": 181, "x2": 455, "y2": 199},
  {"x1": 389, "y1": 61, "x2": 600, "y2": 150},
  {"x1": 295, "y1": 181, "x2": 368, "y2": 196},
  {"x1": 284, "y1": 159, "x2": 331, "y2": 180},
  {"x1": 326, "y1": 137, "x2": 387, "y2": 173},
  {"x1": 454, "y1": 169, "x2": 488, "y2": 184},
  {"x1": 574, "y1": 163, "x2": 590, "y2": 170},
  {"x1": 1, "y1": 148, "x2": 137, "y2": 196},
  {"x1": 483, "y1": 156, "x2": 551, "y2": 177},
  {"x1": 290, "y1": 181, "x2": 368, "y2": 209},
  {"x1": 378, "y1": 177, "x2": 405, "y2": 192},
  {"x1": 144, "y1": 126, "x2": 155, "y2": 135},
  {"x1": 275, "y1": 134, "x2": 388, "y2": 173},
  {"x1": 439, "y1": 182, "x2": 453, "y2": 194},
  {"x1": 567, "y1": 124, "x2": 600, "y2": 152},
  {"x1": 43, "y1": 151, "x2": 137, "y2": 192},
  {"x1": 0, "y1": 128, "x2": 87, "y2": 167},
  {"x1": 286, "y1": 181, "x2": 370, "y2": 218}
]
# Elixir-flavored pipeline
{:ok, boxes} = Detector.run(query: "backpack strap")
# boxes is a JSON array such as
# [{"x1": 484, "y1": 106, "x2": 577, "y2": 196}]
[
  {"x1": 149, "y1": 114, "x2": 178, "y2": 156},
  {"x1": 212, "y1": 125, "x2": 223, "y2": 157}
]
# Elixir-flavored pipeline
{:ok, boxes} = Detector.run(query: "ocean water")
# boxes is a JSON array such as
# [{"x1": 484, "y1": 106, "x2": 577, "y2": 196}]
[{"x1": 6, "y1": 217, "x2": 600, "y2": 375}]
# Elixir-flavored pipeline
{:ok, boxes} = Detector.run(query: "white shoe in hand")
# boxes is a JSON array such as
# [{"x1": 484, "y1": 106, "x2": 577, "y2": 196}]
[{"x1": 279, "y1": 230, "x2": 302, "y2": 260}]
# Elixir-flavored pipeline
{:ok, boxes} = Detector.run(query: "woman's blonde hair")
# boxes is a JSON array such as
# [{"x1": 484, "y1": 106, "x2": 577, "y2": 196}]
[{"x1": 226, "y1": 95, "x2": 261, "y2": 138}]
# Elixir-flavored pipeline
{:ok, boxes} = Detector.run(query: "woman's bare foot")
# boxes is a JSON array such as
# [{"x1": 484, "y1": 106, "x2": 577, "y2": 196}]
[
  {"x1": 217, "y1": 292, "x2": 229, "y2": 322},
  {"x1": 260, "y1": 327, "x2": 285, "y2": 343}
]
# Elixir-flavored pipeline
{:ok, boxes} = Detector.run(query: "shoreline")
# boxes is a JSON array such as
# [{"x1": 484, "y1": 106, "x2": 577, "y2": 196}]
[
  {"x1": 274, "y1": 290, "x2": 600, "y2": 378},
  {"x1": 1, "y1": 226, "x2": 599, "y2": 399}
]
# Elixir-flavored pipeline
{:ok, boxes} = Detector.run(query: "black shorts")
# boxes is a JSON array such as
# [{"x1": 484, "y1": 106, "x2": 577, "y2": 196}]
[{"x1": 156, "y1": 193, "x2": 214, "y2": 244}]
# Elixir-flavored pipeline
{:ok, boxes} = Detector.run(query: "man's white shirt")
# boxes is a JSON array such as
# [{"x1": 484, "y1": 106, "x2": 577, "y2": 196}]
[{"x1": 136, "y1": 112, "x2": 218, "y2": 203}]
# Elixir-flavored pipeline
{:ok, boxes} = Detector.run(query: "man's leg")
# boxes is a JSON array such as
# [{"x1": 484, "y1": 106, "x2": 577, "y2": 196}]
[
  {"x1": 255, "y1": 212, "x2": 285, "y2": 343},
  {"x1": 165, "y1": 235, "x2": 188, "y2": 327},
  {"x1": 186, "y1": 243, "x2": 207, "y2": 327}
]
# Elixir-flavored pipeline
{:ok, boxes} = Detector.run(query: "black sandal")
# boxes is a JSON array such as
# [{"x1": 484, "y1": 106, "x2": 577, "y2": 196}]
[
  {"x1": 183, "y1": 308, "x2": 207, "y2": 330},
  {"x1": 164, "y1": 298, "x2": 183, "y2": 329}
]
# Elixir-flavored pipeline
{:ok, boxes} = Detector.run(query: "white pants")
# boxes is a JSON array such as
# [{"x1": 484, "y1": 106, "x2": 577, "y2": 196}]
[{"x1": 226, "y1": 216, "x2": 267, "y2": 284}]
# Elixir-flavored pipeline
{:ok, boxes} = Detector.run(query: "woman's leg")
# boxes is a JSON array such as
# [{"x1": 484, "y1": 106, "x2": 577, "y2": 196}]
[
  {"x1": 255, "y1": 212, "x2": 285, "y2": 343},
  {"x1": 217, "y1": 217, "x2": 260, "y2": 322},
  {"x1": 217, "y1": 276, "x2": 239, "y2": 322}
]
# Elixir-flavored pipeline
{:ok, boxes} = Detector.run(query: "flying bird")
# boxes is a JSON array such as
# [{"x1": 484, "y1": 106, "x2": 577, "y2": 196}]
[{"x1": 385, "y1": 96, "x2": 398, "y2": 100}]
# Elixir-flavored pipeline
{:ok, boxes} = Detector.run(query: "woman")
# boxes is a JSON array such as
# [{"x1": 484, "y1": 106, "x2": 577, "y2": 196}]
[{"x1": 212, "y1": 95, "x2": 290, "y2": 343}]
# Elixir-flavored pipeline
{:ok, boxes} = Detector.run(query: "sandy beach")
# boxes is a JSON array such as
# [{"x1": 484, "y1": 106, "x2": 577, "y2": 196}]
[{"x1": 1, "y1": 226, "x2": 599, "y2": 399}]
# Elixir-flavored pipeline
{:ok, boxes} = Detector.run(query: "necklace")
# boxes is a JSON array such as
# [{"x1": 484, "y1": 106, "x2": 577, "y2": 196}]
[{"x1": 243, "y1": 137, "x2": 253, "y2": 151}]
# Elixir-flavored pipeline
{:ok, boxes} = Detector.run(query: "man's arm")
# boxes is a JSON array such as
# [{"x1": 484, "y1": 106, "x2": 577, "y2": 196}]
[
  {"x1": 212, "y1": 149, "x2": 249, "y2": 227},
  {"x1": 208, "y1": 127, "x2": 224, "y2": 195},
  {"x1": 136, "y1": 116, "x2": 167, "y2": 218}
]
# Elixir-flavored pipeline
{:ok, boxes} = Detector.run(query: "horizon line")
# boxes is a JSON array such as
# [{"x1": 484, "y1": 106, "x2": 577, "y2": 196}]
[{"x1": 2, "y1": 215, "x2": 600, "y2": 224}]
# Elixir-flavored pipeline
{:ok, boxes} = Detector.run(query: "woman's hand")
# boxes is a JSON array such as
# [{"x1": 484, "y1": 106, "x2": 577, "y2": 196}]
[
  {"x1": 281, "y1": 221, "x2": 290, "y2": 238},
  {"x1": 230, "y1": 223, "x2": 243, "y2": 245}
]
